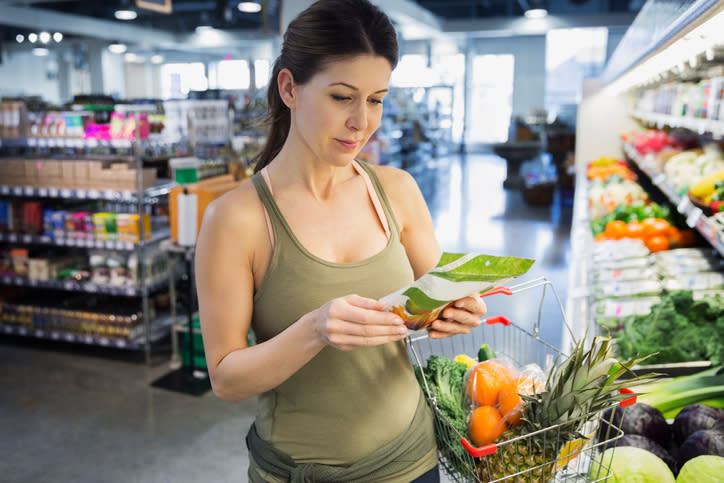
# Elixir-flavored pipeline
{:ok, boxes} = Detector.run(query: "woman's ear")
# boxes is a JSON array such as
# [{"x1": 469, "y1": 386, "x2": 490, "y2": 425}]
[{"x1": 277, "y1": 68, "x2": 296, "y2": 109}]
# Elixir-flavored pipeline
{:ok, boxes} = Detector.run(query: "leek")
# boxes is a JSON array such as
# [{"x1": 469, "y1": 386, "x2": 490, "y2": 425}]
[{"x1": 636, "y1": 366, "x2": 724, "y2": 416}]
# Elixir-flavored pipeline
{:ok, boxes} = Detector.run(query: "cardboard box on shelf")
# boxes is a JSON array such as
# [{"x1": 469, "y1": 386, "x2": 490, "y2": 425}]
[
  {"x1": 73, "y1": 161, "x2": 90, "y2": 189},
  {"x1": 169, "y1": 174, "x2": 244, "y2": 242},
  {"x1": 59, "y1": 160, "x2": 76, "y2": 189},
  {"x1": 115, "y1": 168, "x2": 157, "y2": 191},
  {"x1": 23, "y1": 160, "x2": 37, "y2": 187},
  {"x1": 33, "y1": 160, "x2": 62, "y2": 188}
]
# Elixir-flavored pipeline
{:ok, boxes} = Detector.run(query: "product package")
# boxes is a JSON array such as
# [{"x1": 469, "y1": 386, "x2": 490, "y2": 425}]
[{"x1": 380, "y1": 252, "x2": 535, "y2": 330}]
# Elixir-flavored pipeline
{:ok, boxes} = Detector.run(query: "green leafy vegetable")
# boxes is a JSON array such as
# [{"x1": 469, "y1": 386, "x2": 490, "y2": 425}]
[
  {"x1": 430, "y1": 254, "x2": 535, "y2": 284},
  {"x1": 414, "y1": 355, "x2": 469, "y2": 474},
  {"x1": 616, "y1": 291, "x2": 724, "y2": 365}
]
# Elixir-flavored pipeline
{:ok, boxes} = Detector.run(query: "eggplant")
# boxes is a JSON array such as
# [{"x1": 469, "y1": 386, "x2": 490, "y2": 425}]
[
  {"x1": 604, "y1": 433, "x2": 678, "y2": 474},
  {"x1": 678, "y1": 429, "x2": 724, "y2": 467},
  {"x1": 598, "y1": 406, "x2": 625, "y2": 442},
  {"x1": 673, "y1": 404, "x2": 724, "y2": 445},
  {"x1": 599, "y1": 403, "x2": 672, "y2": 446}
]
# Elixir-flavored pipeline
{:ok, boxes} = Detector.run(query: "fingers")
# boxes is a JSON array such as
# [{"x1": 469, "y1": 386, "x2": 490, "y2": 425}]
[{"x1": 427, "y1": 296, "x2": 487, "y2": 339}]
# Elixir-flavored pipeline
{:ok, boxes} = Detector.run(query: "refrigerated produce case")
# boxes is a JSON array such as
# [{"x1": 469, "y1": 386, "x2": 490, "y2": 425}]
[{"x1": 568, "y1": 0, "x2": 724, "y2": 358}]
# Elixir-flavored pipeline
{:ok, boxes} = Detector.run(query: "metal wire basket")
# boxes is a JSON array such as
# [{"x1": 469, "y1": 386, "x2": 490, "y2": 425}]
[{"x1": 406, "y1": 277, "x2": 636, "y2": 482}]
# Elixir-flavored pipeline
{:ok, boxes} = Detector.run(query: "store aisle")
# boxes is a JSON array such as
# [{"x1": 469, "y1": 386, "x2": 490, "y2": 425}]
[{"x1": 0, "y1": 153, "x2": 573, "y2": 483}]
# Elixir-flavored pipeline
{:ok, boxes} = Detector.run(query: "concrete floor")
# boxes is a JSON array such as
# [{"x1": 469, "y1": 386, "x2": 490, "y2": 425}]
[{"x1": 1, "y1": 153, "x2": 573, "y2": 482}]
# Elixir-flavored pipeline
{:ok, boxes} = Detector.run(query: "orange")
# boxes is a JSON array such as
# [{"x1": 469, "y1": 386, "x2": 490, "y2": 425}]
[
  {"x1": 594, "y1": 233, "x2": 610, "y2": 243},
  {"x1": 468, "y1": 405, "x2": 507, "y2": 446},
  {"x1": 498, "y1": 388, "x2": 523, "y2": 425},
  {"x1": 679, "y1": 229, "x2": 697, "y2": 247},
  {"x1": 641, "y1": 218, "x2": 670, "y2": 237},
  {"x1": 644, "y1": 235, "x2": 670, "y2": 253},
  {"x1": 513, "y1": 374, "x2": 544, "y2": 395},
  {"x1": 604, "y1": 220, "x2": 627, "y2": 239},
  {"x1": 625, "y1": 220, "x2": 645, "y2": 239},
  {"x1": 467, "y1": 360, "x2": 513, "y2": 407}
]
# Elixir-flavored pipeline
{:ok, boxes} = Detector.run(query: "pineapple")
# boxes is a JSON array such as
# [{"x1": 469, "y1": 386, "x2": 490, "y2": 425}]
[{"x1": 477, "y1": 335, "x2": 656, "y2": 482}]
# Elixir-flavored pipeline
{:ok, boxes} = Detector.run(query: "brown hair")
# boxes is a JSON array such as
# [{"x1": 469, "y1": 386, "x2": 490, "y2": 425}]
[{"x1": 253, "y1": 0, "x2": 398, "y2": 173}]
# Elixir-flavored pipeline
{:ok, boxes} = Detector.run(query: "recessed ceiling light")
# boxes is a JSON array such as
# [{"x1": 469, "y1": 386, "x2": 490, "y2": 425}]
[
  {"x1": 237, "y1": 2, "x2": 262, "y2": 13},
  {"x1": 28, "y1": 33, "x2": 38, "y2": 43},
  {"x1": 524, "y1": 8, "x2": 548, "y2": 19},
  {"x1": 151, "y1": 54, "x2": 164, "y2": 64},
  {"x1": 39, "y1": 31, "x2": 51, "y2": 44},
  {"x1": 32, "y1": 47, "x2": 49, "y2": 56},
  {"x1": 16, "y1": 34, "x2": 24, "y2": 43},
  {"x1": 108, "y1": 43, "x2": 127, "y2": 54},
  {"x1": 53, "y1": 32, "x2": 63, "y2": 43},
  {"x1": 115, "y1": 9, "x2": 138, "y2": 21}
]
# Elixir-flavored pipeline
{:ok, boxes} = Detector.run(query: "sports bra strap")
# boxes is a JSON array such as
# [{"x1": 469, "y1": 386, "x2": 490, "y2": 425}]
[{"x1": 259, "y1": 161, "x2": 391, "y2": 252}]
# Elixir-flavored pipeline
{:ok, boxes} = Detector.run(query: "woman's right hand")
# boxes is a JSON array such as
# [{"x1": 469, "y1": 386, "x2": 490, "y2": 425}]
[{"x1": 310, "y1": 295, "x2": 408, "y2": 351}]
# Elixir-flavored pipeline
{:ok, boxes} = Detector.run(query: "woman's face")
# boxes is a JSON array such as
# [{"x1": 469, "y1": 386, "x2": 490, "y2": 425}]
[{"x1": 288, "y1": 54, "x2": 392, "y2": 167}]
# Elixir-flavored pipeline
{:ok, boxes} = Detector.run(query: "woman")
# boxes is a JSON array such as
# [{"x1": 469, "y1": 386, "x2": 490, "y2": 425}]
[{"x1": 195, "y1": 1, "x2": 486, "y2": 481}]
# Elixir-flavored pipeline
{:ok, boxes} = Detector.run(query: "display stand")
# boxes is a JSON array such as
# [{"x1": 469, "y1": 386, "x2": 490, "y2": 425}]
[
  {"x1": 492, "y1": 141, "x2": 544, "y2": 189},
  {"x1": 151, "y1": 241, "x2": 211, "y2": 396}
]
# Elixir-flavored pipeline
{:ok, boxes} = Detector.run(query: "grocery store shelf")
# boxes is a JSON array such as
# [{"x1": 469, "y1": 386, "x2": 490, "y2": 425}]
[
  {"x1": 630, "y1": 111, "x2": 724, "y2": 138},
  {"x1": 0, "y1": 136, "x2": 184, "y2": 150},
  {"x1": 0, "y1": 314, "x2": 173, "y2": 350},
  {"x1": 0, "y1": 228, "x2": 170, "y2": 251},
  {"x1": 624, "y1": 143, "x2": 724, "y2": 256},
  {"x1": 0, "y1": 180, "x2": 176, "y2": 203},
  {"x1": 0, "y1": 275, "x2": 168, "y2": 297}
]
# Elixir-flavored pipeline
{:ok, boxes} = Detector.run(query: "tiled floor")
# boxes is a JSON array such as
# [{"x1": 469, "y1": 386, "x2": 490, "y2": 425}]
[{"x1": 1, "y1": 153, "x2": 573, "y2": 482}]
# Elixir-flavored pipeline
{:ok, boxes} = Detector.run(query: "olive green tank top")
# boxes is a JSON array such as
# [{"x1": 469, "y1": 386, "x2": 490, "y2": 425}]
[{"x1": 250, "y1": 160, "x2": 437, "y2": 478}]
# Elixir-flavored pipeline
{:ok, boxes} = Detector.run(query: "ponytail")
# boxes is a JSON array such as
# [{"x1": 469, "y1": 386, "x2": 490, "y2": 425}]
[{"x1": 253, "y1": 59, "x2": 290, "y2": 173}]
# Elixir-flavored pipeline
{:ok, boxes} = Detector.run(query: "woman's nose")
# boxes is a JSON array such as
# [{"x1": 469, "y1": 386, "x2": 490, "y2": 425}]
[{"x1": 346, "y1": 103, "x2": 368, "y2": 131}]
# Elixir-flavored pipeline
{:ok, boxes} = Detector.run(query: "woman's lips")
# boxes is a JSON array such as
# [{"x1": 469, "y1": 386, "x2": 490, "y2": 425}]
[{"x1": 335, "y1": 139, "x2": 359, "y2": 151}]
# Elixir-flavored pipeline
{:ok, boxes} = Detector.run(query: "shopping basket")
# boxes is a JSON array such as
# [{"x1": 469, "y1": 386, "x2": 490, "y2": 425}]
[{"x1": 405, "y1": 276, "x2": 637, "y2": 482}]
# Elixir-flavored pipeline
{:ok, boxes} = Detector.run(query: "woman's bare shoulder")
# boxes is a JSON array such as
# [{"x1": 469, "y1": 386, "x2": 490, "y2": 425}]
[
  {"x1": 199, "y1": 179, "x2": 265, "y2": 244},
  {"x1": 368, "y1": 163, "x2": 418, "y2": 194}
]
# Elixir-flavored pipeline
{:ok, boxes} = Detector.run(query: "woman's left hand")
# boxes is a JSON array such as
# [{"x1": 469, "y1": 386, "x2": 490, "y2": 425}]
[{"x1": 427, "y1": 296, "x2": 487, "y2": 339}]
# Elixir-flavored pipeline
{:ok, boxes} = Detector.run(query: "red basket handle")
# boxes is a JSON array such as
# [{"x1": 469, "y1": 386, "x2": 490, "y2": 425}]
[
  {"x1": 483, "y1": 315, "x2": 511, "y2": 326},
  {"x1": 618, "y1": 388, "x2": 637, "y2": 407},
  {"x1": 480, "y1": 286, "x2": 512, "y2": 298},
  {"x1": 461, "y1": 437, "x2": 498, "y2": 458}
]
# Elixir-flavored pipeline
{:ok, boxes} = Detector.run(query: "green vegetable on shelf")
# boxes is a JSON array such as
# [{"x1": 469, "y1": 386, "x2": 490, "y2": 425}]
[
  {"x1": 636, "y1": 366, "x2": 724, "y2": 419},
  {"x1": 615, "y1": 290, "x2": 724, "y2": 366}
]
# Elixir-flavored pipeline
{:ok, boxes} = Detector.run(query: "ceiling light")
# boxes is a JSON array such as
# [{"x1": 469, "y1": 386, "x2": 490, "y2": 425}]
[
  {"x1": 151, "y1": 54, "x2": 164, "y2": 64},
  {"x1": 39, "y1": 31, "x2": 51, "y2": 44},
  {"x1": 53, "y1": 32, "x2": 63, "y2": 43},
  {"x1": 524, "y1": 8, "x2": 548, "y2": 18},
  {"x1": 115, "y1": 9, "x2": 138, "y2": 20},
  {"x1": 195, "y1": 25, "x2": 214, "y2": 33},
  {"x1": 124, "y1": 52, "x2": 138, "y2": 62},
  {"x1": 16, "y1": 34, "x2": 24, "y2": 43},
  {"x1": 237, "y1": 1, "x2": 262, "y2": 13},
  {"x1": 32, "y1": 47, "x2": 49, "y2": 57},
  {"x1": 108, "y1": 43, "x2": 127, "y2": 54},
  {"x1": 28, "y1": 33, "x2": 38, "y2": 43}
]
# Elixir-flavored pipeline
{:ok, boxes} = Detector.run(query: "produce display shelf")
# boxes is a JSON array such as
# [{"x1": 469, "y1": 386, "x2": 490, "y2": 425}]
[
  {"x1": 631, "y1": 110, "x2": 724, "y2": 138},
  {"x1": 623, "y1": 143, "x2": 724, "y2": 257},
  {"x1": 0, "y1": 180, "x2": 176, "y2": 203},
  {"x1": 0, "y1": 275, "x2": 168, "y2": 297},
  {"x1": 0, "y1": 314, "x2": 173, "y2": 350},
  {"x1": 0, "y1": 228, "x2": 170, "y2": 251}
]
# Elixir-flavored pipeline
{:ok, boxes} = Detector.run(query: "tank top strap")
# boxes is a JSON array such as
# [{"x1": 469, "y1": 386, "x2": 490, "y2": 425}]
[
  {"x1": 352, "y1": 159, "x2": 402, "y2": 237},
  {"x1": 351, "y1": 160, "x2": 391, "y2": 240}
]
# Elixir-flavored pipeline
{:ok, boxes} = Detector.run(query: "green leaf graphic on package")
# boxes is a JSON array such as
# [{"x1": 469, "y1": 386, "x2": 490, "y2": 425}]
[{"x1": 381, "y1": 253, "x2": 535, "y2": 331}]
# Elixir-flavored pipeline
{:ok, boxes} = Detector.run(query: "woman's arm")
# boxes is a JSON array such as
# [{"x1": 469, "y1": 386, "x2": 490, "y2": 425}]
[
  {"x1": 195, "y1": 188, "x2": 407, "y2": 403},
  {"x1": 375, "y1": 166, "x2": 486, "y2": 338}
]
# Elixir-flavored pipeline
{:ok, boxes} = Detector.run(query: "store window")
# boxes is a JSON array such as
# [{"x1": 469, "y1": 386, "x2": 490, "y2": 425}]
[
  {"x1": 390, "y1": 54, "x2": 439, "y2": 88},
  {"x1": 468, "y1": 54, "x2": 515, "y2": 144},
  {"x1": 545, "y1": 27, "x2": 608, "y2": 121},
  {"x1": 160, "y1": 62, "x2": 208, "y2": 99},
  {"x1": 214, "y1": 60, "x2": 251, "y2": 90},
  {"x1": 255, "y1": 59, "x2": 270, "y2": 88}
]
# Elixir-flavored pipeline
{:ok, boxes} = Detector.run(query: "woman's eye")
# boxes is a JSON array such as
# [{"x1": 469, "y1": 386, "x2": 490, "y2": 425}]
[
  {"x1": 369, "y1": 98, "x2": 383, "y2": 105},
  {"x1": 331, "y1": 94, "x2": 351, "y2": 101}
]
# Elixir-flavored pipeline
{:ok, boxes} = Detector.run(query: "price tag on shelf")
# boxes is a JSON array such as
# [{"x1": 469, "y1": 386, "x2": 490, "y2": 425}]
[
  {"x1": 686, "y1": 207, "x2": 703, "y2": 228},
  {"x1": 22, "y1": 235, "x2": 31, "y2": 243},
  {"x1": 38, "y1": 138, "x2": 47, "y2": 148},
  {"x1": 48, "y1": 188, "x2": 59, "y2": 197},
  {"x1": 8, "y1": 233, "x2": 17, "y2": 243},
  {"x1": 23, "y1": 186, "x2": 34, "y2": 196},
  {"x1": 38, "y1": 188, "x2": 48, "y2": 197},
  {"x1": 125, "y1": 287, "x2": 137, "y2": 296},
  {"x1": 28, "y1": 138, "x2": 37, "y2": 147},
  {"x1": 98, "y1": 338, "x2": 110, "y2": 346},
  {"x1": 0, "y1": 186, "x2": 9, "y2": 195},
  {"x1": 29, "y1": 279, "x2": 38, "y2": 287},
  {"x1": 63, "y1": 281, "x2": 74, "y2": 291},
  {"x1": 18, "y1": 327, "x2": 28, "y2": 336},
  {"x1": 85, "y1": 283, "x2": 98, "y2": 293},
  {"x1": 2, "y1": 276, "x2": 10, "y2": 285},
  {"x1": 64, "y1": 333, "x2": 74, "y2": 342},
  {"x1": 12, "y1": 187, "x2": 23, "y2": 196},
  {"x1": 60, "y1": 189, "x2": 72, "y2": 198},
  {"x1": 83, "y1": 335, "x2": 93, "y2": 344},
  {"x1": 696, "y1": 216, "x2": 717, "y2": 244},
  {"x1": 87, "y1": 189, "x2": 99, "y2": 199},
  {"x1": 116, "y1": 340, "x2": 127, "y2": 348},
  {"x1": 34, "y1": 330, "x2": 44, "y2": 338},
  {"x1": 76, "y1": 190, "x2": 86, "y2": 199},
  {"x1": 2, "y1": 325, "x2": 11, "y2": 334},
  {"x1": 50, "y1": 331, "x2": 61, "y2": 340},
  {"x1": 40, "y1": 236, "x2": 51, "y2": 243}
]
